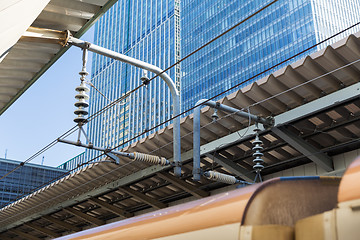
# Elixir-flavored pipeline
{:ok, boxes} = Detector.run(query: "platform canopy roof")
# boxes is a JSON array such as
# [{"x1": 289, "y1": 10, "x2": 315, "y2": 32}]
[
  {"x1": 0, "y1": 0, "x2": 118, "y2": 115},
  {"x1": 1, "y1": 31, "x2": 360, "y2": 239}
]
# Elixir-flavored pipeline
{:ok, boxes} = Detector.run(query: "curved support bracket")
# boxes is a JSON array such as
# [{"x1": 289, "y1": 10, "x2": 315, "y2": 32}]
[{"x1": 64, "y1": 35, "x2": 182, "y2": 177}]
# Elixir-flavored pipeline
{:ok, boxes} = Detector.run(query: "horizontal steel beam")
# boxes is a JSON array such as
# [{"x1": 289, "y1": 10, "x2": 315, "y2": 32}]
[
  {"x1": 9, "y1": 229, "x2": 40, "y2": 240},
  {"x1": 272, "y1": 127, "x2": 333, "y2": 172},
  {"x1": 157, "y1": 172, "x2": 209, "y2": 198},
  {"x1": 63, "y1": 208, "x2": 105, "y2": 226},
  {"x1": 25, "y1": 222, "x2": 61, "y2": 238},
  {"x1": 42, "y1": 215, "x2": 81, "y2": 233},
  {"x1": 121, "y1": 186, "x2": 168, "y2": 210},
  {"x1": 88, "y1": 198, "x2": 133, "y2": 218}
]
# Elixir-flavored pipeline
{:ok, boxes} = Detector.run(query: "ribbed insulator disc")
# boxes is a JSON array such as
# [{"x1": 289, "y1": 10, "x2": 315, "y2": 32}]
[
  {"x1": 253, "y1": 158, "x2": 264, "y2": 163},
  {"x1": 74, "y1": 100, "x2": 89, "y2": 108},
  {"x1": 253, "y1": 152, "x2": 264, "y2": 158},
  {"x1": 74, "y1": 109, "x2": 88, "y2": 115},
  {"x1": 252, "y1": 139, "x2": 262, "y2": 145},
  {"x1": 74, "y1": 116, "x2": 88, "y2": 123},
  {"x1": 253, "y1": 164, "x2": 264, "y2": 170},
  {"x1": 79, "y1": 70, "x2": 89, "y2": 76},
  {"x1": 75, "y1": 93, "x2": 89, "y2": 100},
  {"x1": 252, "y1": 145, "x2": 263, "y2": 151},
  {"x1": 75, "y1": 85, "x2": 90, "y2": 92}
]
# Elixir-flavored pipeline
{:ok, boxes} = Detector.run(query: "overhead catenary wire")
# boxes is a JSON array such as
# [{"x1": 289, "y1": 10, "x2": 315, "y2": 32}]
[
  {"x1": 0, "y1": 0, "x2": 280, "y2": 181},
  {"x1": 4, "y1": 61, "x2": 360, "y2": 207},
  {"x1": 146, "y1": 57, "x2": 360, "y2": 157},
  {"x1": 1, "y1": 107, "x2": 247, "y2": 207},
  {"x1": 0, "y1": 126, "x2": 79, "y2": 182},
  {"x1": 0, "y1": 82, "x2": 144, "y2": 182},
  {"x1": 0, "y1": 158, "x2": 137, "y2": 224},
  {"x1": 4, "y1": 36, "x2": 360, "y2": 207},
  {"x1": 5, "y1": 54, "x2": 360, "y2": 208},
  {"x1": 2, "y1": 18, "x2": 357, "y2": 183},
  {"x1": 3, "y1": 133, "x2": 357, "y2": 222},
  {"x1": 144, "y1": 61, "x2": 360, "y2": 180},
  {"x1": 1, "y1": 0, "x2": 360, "y2": 188},
  {"x1": 103, "y1": 16, "x2": 360, "y2": 153}
]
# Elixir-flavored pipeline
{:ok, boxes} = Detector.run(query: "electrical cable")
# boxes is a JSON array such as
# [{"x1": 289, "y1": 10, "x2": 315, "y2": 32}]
[
  {"x1": 1, "y1": 151, "x2": 105, "y2": 207},
  {"x1": 86, "y1": 83, "x2": 145, "y2": 122},
  {"x1": 4, "y1": 135, "x2": 358, "y2": 219},
  {"x1": 86, "y1": 80, "x2": 112, "y2": 103},
  {"x1": 37, "y1": 20, "x2": 360, "y2": 182},
  {"x1": 110, "y1": 49, "x2": 360, "y2": 156},
  {"x1": 4, "y1": 55, "x2": 360, "y2": 208},
  {"x1": 92, "y1": 14, "x2": 360, "y2": 153},
  {"x1": 0, "y1": 82, "x2": 143, "y2": 181},
  {"x1": 4, "y1": 58, "x2": 360, "y2": 207},
  {"x1": 0, "y1": 0, "x2": 280, "y2": 180},
  {"x1": 1, "y1": 0, "x2": 360, "y2": 188},
  {"x1": 0, "y1": 126, "x2": 78, "y2": 181},
  {"x1": 57, "y1": 56, "x2": 360, "y2": 181},
  {"x1": 114, "y1": 57, "x2": 360, "y2": 180},
  {"x1": 73, "y1": 0, "x2": 281, "y2": 132},
  {"x1": 0, "y1": 159, "x2": 137, "y2": 223}
]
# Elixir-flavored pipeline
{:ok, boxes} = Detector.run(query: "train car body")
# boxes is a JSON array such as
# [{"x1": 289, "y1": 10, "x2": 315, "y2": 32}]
[{"x1": 56, "y1": 156, "x2": 360, "y2": 240}]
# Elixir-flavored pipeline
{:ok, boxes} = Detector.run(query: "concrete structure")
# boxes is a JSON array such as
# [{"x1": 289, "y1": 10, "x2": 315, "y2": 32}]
[{"x1": 0, "y1": 0, "x2": 121, "y2": 116}]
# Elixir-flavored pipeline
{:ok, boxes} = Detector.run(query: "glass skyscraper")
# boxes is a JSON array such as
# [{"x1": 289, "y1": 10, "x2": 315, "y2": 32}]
[
  {"x1": 86, "y1": 0, "x2": 180, "y2": 160},
  {"x1": 181, "y1": 0, "x2": 360, "y2": 111},
  {"x1": 62, "y1": 0, "x2": 360, "y2": 168},
  {"x1": 0, "y1": 158, "x2": 67, "y2": 208}
]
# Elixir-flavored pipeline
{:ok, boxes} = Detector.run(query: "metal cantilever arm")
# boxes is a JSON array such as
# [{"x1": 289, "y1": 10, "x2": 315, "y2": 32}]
[
  {"x1": 58, "y1": 138, "x2": 170, "y2": 166},
  {"x1": 58, "y1": 139, "x2": 134, "y2": 159},
  {"x1": 64, "y1": 36, "x2": 181, "y2": 177},
  {"x1": 193, "y1": 99, "x2": 274, "y2": 181}
]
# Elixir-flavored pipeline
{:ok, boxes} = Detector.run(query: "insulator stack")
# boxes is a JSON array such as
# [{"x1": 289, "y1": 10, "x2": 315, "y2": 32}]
[
  {"x1": 204, "y1": 171, "x2": 238, "y2": 184},
  {"x1": 252, "y1": 125, "x2": 264, "y2": 173},
  {"x1": 133, "y1": 152, "x2": 169, "y2": 166},
  {"x1": 74, "y1": 78, "x2": 90, "y2": 124}
]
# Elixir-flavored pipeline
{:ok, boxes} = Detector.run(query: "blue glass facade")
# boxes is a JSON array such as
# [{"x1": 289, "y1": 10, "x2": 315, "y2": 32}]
[
  {"x1": 86, "y1": 0, "x2": 180, "y2": 160},
  {"x1": 61, "y1": 0, "x2": 360, "y2": 168},
  {"x1": 181, "y1": 0, "x2": 360, "y2": 112},
  {"x1": 57, "y1": 152, "x2": 86, "y2": 172},
  {"x1": 0, "y1": 158, "x2": 67, "y2": 208}
]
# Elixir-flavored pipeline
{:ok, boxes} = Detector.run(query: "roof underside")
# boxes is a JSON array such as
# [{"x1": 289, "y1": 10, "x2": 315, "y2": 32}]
[
  {"x1": 0, "y1": 0, "x2": 117, "y2": 116},
  {"x1": 1, "y1": 28, "x2": 360, "y2": 240}
]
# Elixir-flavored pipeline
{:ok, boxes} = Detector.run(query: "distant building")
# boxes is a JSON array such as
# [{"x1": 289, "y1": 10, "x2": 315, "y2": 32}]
[
  {"x1": 57, "y1": 152, "x2": 86, "y2": 172},
  {"x1": 181, "y1": 0, "x2": 360, "y2": 111},
  {"x1": 0, "y1": 158, "x2": 67, "y2": 208}
]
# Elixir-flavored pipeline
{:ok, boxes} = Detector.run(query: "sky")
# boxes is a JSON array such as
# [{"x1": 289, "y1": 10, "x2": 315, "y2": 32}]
[{"x1": 0, "y1": 27, "x2": 95, "y2": 167}]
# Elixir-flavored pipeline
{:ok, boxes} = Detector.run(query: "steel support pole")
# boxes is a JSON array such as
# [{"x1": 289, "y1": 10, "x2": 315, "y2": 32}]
[{"x1": 67, "y1": 37, "x2": 182, "y2": 177}]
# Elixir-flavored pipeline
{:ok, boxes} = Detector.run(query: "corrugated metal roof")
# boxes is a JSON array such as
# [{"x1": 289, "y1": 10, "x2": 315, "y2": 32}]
[
  {"x1": 1, "y1": 31, "x2": 360, "y2": 239},
  {"x1": 0, "y1": 0, "x2": 118, "y2": 115}
]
